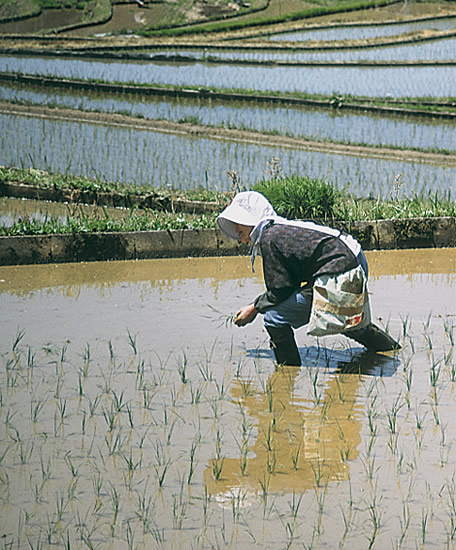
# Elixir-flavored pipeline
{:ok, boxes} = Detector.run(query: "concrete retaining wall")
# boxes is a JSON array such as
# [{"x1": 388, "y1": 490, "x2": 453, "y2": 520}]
[
  {"x1": 340, "y1": 217, "x2": 456, "y2": 251},
  {"x1": 0, "y1": 217, "x2": 454, "y2": 266},
  {"x1": 0, "y1": 228, "x2": 249, "y2": 265}
]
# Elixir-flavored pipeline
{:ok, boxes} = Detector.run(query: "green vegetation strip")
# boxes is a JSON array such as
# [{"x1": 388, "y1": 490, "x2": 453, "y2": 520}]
[
  {"x1": 0, "y1": 209, "x2": 218, "y2": 236},
  {"x1": 1, "y1": 167, "x2": 455, "y2": 238},
  {"x1": 0, "y1": 166, "x2": 229, "y2": 213}
]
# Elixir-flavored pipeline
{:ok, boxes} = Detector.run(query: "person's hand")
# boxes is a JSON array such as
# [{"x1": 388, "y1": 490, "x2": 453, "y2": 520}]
[{"x1": 234, "y1": 304, "x2": 258, "y2": 327}]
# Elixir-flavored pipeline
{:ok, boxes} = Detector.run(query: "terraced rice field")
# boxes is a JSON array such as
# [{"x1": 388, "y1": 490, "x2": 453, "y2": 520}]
[{"x1": 0, "y1": 249, "x2": 455, "y2": 549}]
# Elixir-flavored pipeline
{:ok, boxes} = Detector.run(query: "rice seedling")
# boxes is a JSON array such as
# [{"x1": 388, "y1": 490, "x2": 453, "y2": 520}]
[
  {"x1": 80, "y1": 343, "x2": 92, "y2": 376},
  {"x1": 109, "y1": 484, "x2": 120, "y2": 535},
  {"x1": 421, "y1": 507, "x2": 430, "y2": 546},
  {"x1": 177, "y1": 353, "x2": 189, "y2": 384},
  {"x1": 211, "y1": 428, "x2": 225, "y2": 482},
  {"x1": 205, "y1": 305, "x2": 237, "y2": 328},
  {"x1": 238, "y1": 377, "x2": 255, "y2": 399},
  {"x1": 126, "y1": 329, "x2": 138, "y2": 356},
  {"x1": 442, "y1": 317, "x2": 455, "y2": 348},
  {"x1": 258, "y1": 473, "x2": 271, "y2": 517},
  {"x1": 198, "y1": 360, "x2": 214, "y2": 382},
  {"x1": 86, "y1": 394, "x2": 101, "y2": 417},
  {"x1": 186, "y1": 436, "x2": 200, "y2": 485},
  {"x1": 104, "y1": 428, "x2": 128, "y2": 457},
  {"x1": 265, "y1": 377, "x2": 275, "y2": 413},
  {"x1": 153, "y1": 442, "x2": 171, "y2": 488},
  {"x1": 0, "y1": 444, "x2": 11, "y2": 467},
  {"x1": 290, "y1": 439, "x2": 302, "y2": 470},
  {"x1": 18, "y1": 440, "x2": 34, "y2": 465},
  {"x1": 121, "y1": 450, "x2": 142, "y2": 483},
  {"x1": 189, "y1": 381, "x2": 205, "y2": 405},
  {"x1": 39, "y1": 454, "x2": 52, "y2": 485},
  {"x1": 314, "y1": 485, "x2": 327, "y2": 536},
  {"x1": 172, "y1": 486, "x2": 188, "y2": 530},
  {"x1": 385, "y1": 394, "x2": 403, "y2": 436},
  {"x1": 11, "y1": 328, "x2": 25, "y2": 355},
  {"x1": 339, "y1": 503, "x2": 356, "y2": 549},
  {"x1": 361, "y1": 455, "x2": 379, "y2": 483},
  {"x1": 102, "y1": 403, "x2": 118, "y2": 433},
  {"x1": 429, "y1": 355, "x2": 442, "y2": 389},
  {"x1": 30, "y1": 395, "x2": 47, "y2": 424},
  {"x1": 164, "y1": 418, "x2": 177, "y2": 445},
  {"x1": 367, "y1": 492, "x2": 384, "y2": 549},
  {"x1": 366, "y1": 399, "x2": 378, "y2": 438},
  {"x1": 430, "y1": 401, "x2": 440, "y2": 427}
]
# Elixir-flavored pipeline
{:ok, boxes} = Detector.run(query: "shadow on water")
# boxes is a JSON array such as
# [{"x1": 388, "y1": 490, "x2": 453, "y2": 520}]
[{"x1": 246, "y1": 344, "x2": 400, "y2": 377}]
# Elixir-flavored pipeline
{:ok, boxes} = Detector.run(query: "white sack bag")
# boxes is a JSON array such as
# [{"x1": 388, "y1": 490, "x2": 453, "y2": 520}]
[{"x1": 307, "y1": 264, "x2": 371, "y2": 337}]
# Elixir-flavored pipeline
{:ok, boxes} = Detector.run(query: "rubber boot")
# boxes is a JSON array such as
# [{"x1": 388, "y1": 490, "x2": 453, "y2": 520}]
[
  {"x1": 265, "y1": 325, "x2": 301, "y2": 367},
  {"x1": 347, "y1": 323, "x2": 401, "y2": 352}
]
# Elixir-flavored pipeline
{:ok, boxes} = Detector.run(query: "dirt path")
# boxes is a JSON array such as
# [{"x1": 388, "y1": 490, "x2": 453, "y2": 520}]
[{"x1": 2, "y1": 100, "x2": 455, "y2": 167}]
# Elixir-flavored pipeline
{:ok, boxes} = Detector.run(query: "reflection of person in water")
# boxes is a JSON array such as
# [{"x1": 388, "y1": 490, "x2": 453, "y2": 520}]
[
  {"x1": 203, "y1": 363, "x2": 363, "y2": 496},
  {"x1": 217, "y1": 191, "x2": 400, "y2": 366}
]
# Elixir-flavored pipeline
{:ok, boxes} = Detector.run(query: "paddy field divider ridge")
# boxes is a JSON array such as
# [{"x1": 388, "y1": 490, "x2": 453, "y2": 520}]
[{"x1": 0, "y1": 216, "x2": 454, "y2": 266}]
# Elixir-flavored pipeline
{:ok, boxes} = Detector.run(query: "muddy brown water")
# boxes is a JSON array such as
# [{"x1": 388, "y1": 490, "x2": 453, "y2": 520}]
[
  {"x1": 0, "y1": 8, "x2": 82, "y2": 34},
  {"x1": 0, "y1": 248, "x2": 455, "y2": 548}
]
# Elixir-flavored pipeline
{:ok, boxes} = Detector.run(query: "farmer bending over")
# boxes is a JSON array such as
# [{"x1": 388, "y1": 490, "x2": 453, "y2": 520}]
[{"x1": 217, "y1": 191, "x2": 399, "y2": 367}]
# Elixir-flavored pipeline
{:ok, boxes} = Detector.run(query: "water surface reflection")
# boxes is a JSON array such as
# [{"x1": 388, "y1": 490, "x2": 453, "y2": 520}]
[{"x1": 204, "y1": 348, "x2": 398, "y2": 498}]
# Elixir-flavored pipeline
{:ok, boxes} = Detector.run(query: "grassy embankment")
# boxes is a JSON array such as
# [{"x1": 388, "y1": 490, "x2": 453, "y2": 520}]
[
  {"x1": 139, "y1": 0, "x2": 399, "y2": 35},
  {"x1": 0, "y1": 0, "x2": 40, "y2": 22},
  {"x1": 1, "y1": 166, "x2": 454, "y2": 236}
]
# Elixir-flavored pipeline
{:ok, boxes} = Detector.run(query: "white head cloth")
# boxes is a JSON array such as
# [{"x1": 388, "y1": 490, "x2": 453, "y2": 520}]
[
  {"x1": 216, "y1": 191, "x2": 284, "y2": 240},
  {"x1": 217, "y1": 191, "x2": 286, "y2": 270},
  {"x1": 216, "y1": 191, "x2": 361, "y2": 271}
]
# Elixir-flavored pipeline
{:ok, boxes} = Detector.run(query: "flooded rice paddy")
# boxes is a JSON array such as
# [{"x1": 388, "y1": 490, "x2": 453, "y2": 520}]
[
  {"x1": 1, "y1": 9, "x2": 455, "y2": 201},
  {"x1": 2, "y1": 110, "x2": 455, "y2": 196},
  {"x1": 268, "y1": 16, "x2": 456, "y2": 42},
  {"x1": 117, "y1": 38, "x2": 456, "y2": 63},
  {"x1": 0, "y1": 196, "x2": 137, "y2": 228},
  {"x1": 0, "y1": 7, "x2": 82, "y2": 35},
  {"x1": 0, "y1": 248, "x2": 455, "y2": 549},
  {"x1": 1, "y1": 55, "x2": 455, "y2": 98},
  {"x1": 2, "y1": 82, "x2": 455, "y2": 153}
]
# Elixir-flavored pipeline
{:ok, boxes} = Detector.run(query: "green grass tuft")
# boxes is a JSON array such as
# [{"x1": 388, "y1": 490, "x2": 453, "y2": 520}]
[{"x1": 252, "y1": 175, "x2": 339, "y2": 221}]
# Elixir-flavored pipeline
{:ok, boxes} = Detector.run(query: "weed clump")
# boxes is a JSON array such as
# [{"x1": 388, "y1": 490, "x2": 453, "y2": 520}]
[{"x1": 252, "y1": 175, "x2": 339, "y2": 221}]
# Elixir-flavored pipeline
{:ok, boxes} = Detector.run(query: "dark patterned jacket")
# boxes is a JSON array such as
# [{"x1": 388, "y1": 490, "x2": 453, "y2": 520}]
[{"x1": 254, "y1": 223, "x2": 359, "y2": 313}]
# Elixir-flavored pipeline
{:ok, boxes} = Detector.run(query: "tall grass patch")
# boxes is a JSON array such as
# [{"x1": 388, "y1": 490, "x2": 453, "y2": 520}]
[{"x1": 252, "y1": 175, "x2": 339, "y2": 220}]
